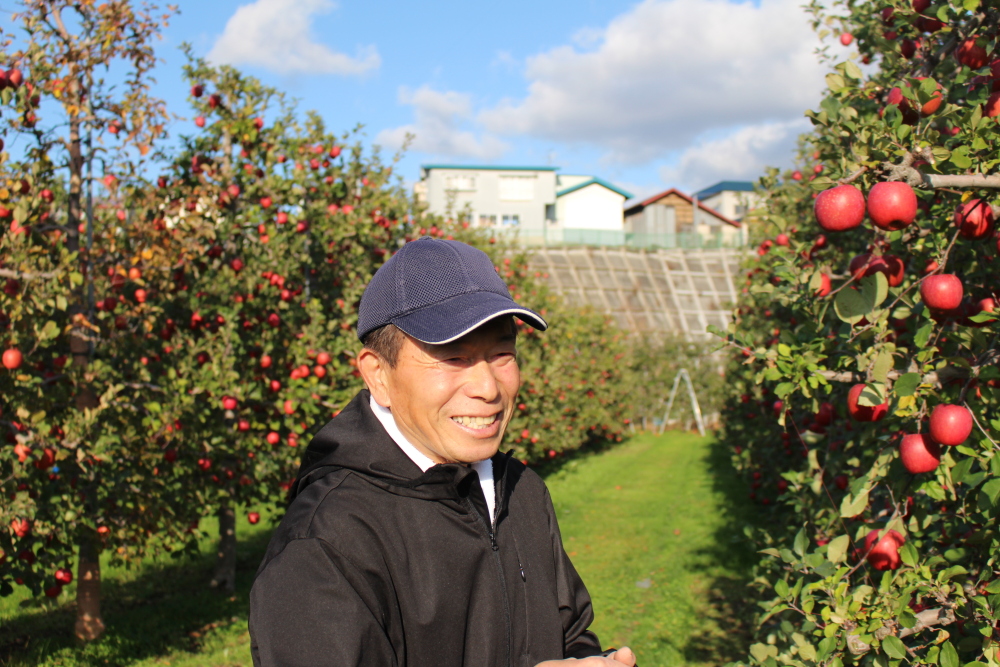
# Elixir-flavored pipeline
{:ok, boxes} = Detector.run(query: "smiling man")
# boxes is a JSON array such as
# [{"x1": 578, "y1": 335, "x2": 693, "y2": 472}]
[{"x1": 248, "y1": 237, "x2": 635, "y2": 667}]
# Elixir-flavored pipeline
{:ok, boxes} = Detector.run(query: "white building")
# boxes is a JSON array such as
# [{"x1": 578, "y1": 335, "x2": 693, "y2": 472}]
[
  {"x1": 418, "y1": 165, "x2": 558, "y2": 237},
  {"x1": 694, "y1": 181, "x2": 760, "y2": 222},
  {"x1": 554, "y1": 175, "x2": 633, "y2": 231}
]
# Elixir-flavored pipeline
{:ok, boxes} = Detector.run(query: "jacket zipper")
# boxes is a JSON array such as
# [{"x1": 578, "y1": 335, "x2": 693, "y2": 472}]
[{"x1": 466, "y1": 489, "x2": 512, "y2": 667}]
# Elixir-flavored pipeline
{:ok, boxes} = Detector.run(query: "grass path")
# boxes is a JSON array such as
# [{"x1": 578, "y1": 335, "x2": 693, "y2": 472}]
[
  {"x1": 544, "y1": 432, "x2": 756, "y2": 666},
  {"x1": 0, "y1": 432, "x2": 754, "y2": 666}
]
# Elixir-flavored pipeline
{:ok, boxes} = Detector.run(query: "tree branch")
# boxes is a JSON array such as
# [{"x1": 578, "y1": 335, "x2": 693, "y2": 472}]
[
  {"x1": 897, "y1": 607, "x2": 956, "y2": 638},
  {"x1": 0, "y1": 268, "x2": 59, "y2": 281}
]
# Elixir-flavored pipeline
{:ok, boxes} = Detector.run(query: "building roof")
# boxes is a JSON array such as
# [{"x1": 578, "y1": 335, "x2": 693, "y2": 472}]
[
  {"x1": 624, "y1": 188, "x2": 741, "y2": 228},
  {"x1": 694, "y1": 181, "x2": 755, "y2": 199},
  {"x1": 556, "y1": 177, "x2": 634, "y2": 200},
  {"x1": 421, "y1": 164, "x2": 559, "y2": 172}
]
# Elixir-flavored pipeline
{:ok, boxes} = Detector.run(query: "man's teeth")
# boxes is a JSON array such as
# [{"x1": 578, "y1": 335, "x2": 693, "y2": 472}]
[{"x1": 452, "y1": 414, "x2": 499, "y2": 429}]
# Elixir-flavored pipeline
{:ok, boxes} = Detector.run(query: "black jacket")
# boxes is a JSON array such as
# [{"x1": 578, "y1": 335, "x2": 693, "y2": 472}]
[{"x1": 248, "y1": 390, "x2": 605, "y2": 666}]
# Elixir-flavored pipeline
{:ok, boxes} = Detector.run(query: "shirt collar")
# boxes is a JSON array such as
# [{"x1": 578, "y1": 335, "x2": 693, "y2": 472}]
[{"x1": 369, "y1": 395, "x2": 437, "y2": 472}]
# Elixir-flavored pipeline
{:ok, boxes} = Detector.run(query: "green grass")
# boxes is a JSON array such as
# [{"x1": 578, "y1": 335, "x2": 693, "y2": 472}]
[
  {"x1": 545, "y1": 431, "x2": 756, "y2": 666},
  {"x1": 0, "y1": 432, "x2": 755, "y2": 666}
]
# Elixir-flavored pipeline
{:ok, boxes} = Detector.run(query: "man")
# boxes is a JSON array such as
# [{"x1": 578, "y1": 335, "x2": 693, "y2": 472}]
[{"x1": 249, "y1": 237, "x2": 636, "y2": 666}]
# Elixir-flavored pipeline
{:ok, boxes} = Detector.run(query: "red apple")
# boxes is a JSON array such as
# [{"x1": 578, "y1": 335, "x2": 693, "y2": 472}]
[
  {"x1": 867, "y1": 182, "x2": 917, "y2": 231},
  {"x1": 849, "y1": 253, "x2": 905, "y2": 286},
  {"x1": 45, "y1": 584, "x2": 62, "y2": 598},
  {"x1": 266, "y1": 431, "x2": 281, "y2": 445},
  {"x1": 7, "y1": 69, "x2": 23, "y2": 88},
  {"x1": 847, "y1": 383, "x2": 888, "y2": 422},
  {"x1": 260, "y1": 196, "x2": 272, "y2": 209},
  {"x1": 230, "y1": 258, "x2": 244, "y2": 272},
  {"x1": 954, "y1": 199, "x2": 994, "y2": 238},
  {"x1": 833, "y1": 474, "x2": 849, "y2": 491},
  {"x1": 986, "y1": 92, "x2": 1000, "y2": 118},
  {"x1": 316, "y1": 351, "x2": 331, "y2": 366},
  {"x1": 863, "y1": 528, "x2": 905, "y2": 570},
  {"x1": 191, "y1": 84, "x2": 204, "y2": 98},
  {"x1": 958, "y1": 38, "x2": 988, "y2": 69},
  {"x1": 248, "y1": 512, "x2": 260, "y2": 525},
  {"x1": 164, "y1": 449, "x2": 177, "y2": 462},
  {"x1": 791, "y1": 170, "x2": 802, "y2": 181},
  {"x1": 11, "y1": 518, "x2": 31, "y2": 538},
  {"x1": 912, "y1": 0, "x2": 930, "y2": 12},
  {"x1": 929, "y1": 404, "x2": 973, "y2": 446},
  {"x1": 222, "y1": 396, "x2": 238, "y2": 411},
  {"x1": 775, "y1": 233, "x2": 789, "y2": 246},
  {"x1": 840, "y1": 33, "x2": 853, "y2": 46},
  {"x1": 259, "y1": 354, "x2": 272, "y2": 369},
  {"x1": 815, "y1": 402, "x2": 835, "y2": 426},
  {"x1": 815, "y1": 273, "x2": 832, "y2": 297},
  {"x1": 921, "y1": 274, "x2": 963, "y2": 311},
  {"x1": 814, "y1": 184, "x2": 866, "y2": 231},
  {"x1": 208, "y1": 93, "x2": 221, "y2": 109},
  {"x1": 195, "y1": 116, "x2": 205, "y2": 128},
  {"x1": 3, "y1": 348, "x2": 23, "y2": 370},
  {"x1": 899, "y1": 433, "x2": 940, "y2": 473},
  {"x1": 54, "y1": 568, "x2": 73, "y2": 585}
]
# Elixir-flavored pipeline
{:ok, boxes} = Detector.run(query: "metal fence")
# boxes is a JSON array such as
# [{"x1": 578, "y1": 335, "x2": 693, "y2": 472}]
[
  {"x1": 494, "y1": 226, "x2": 747, "y2": 250},
  {"x1": 526, "y1": 245, "x2": 743, "y2": 342}
]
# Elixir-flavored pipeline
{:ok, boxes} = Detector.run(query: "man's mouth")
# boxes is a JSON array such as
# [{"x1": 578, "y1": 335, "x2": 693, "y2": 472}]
[{"x1": 451, "y1": 413, "x2": 500, "y2": 430}]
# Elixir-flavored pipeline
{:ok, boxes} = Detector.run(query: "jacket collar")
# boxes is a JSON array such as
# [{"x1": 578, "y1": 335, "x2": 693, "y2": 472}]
[{"x1": 293, "y1": 390, "x2": 511, "y2": 503}]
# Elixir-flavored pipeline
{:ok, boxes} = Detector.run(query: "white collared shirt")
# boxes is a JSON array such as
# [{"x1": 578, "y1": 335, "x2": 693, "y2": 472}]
[{"x1": 369, "y1": 396, "x2": 496, "y2": 525}]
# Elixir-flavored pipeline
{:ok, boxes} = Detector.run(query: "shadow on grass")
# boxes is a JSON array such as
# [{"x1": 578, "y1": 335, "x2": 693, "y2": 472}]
[
  {"x1": 679, "y1": 433, "x2": 759, "y2": 666},
  {"x1": 0, "y1": 526, "x2": 274, "y2": 667}
]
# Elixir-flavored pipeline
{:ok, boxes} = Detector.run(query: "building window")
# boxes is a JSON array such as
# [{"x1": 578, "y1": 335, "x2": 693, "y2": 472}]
[
  {"x1": 501, "y1": 214, "x2": 520, "y2": 226},
  {"x1": 498, "y1": 175, "x2": 535, "y2": 201},
  {"x1": 545, "y1": 204, "x2": 556, "y2": 222},
  {"x1": 478, "y1": 214, "x2": 497, "y2": 227},
  {"x1": 444, "y1": 174, "x2": 476, "y2": 191}
]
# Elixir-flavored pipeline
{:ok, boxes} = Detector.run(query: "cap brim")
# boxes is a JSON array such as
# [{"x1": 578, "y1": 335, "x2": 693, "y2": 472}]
[{"x1": 392, "y1": 291, "x2": 548, "y2": 345}]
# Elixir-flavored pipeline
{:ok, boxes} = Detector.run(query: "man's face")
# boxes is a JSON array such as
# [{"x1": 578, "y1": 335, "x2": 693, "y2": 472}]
[{"x1": 372, "y1": 320, "x2": 520, "y2": 465}]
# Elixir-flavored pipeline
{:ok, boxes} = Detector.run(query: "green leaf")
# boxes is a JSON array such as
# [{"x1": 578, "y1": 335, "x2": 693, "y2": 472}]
[
  {"x1": 146, "y1": 401, "x2": 162, "y2": 414},
  {"x1": 778, "y1": 344, "x2": 792, "y2": 357},
  {"x1": 827, "y1": 534, "x2": 851, "y2": 563},
  {"x1": 950, "y1": 146, "x2": 973, "y2": 170},
  {"x1": 841, "y1": 489, "x2": 869, "y2": 517},
  {"x1": 858, "y1": 383, "x2": 886, "y2": 407},
  {"x1": 835, "y1": 288, "x2": 871, "y2": 324},
  {"x1": 826, "y1": 72, "x2": 846, "y2": 92},
  {"x1": 775, "y1": 382, "x2": 796, "y2": 398},
  {"x1": 978, "y1": 479, "x2": 1000, "y2": 512},
  {"x1": 775, "y1": 578, "x2": 790, "y2": 598},
  {"x1": 873, "y1": 350, "x2": 894, "y2": 384},
  {"x1": 38, "y1": 320, "x2": 59, "y2": 342},
  {"x1": 914, "y1": 323, "x2": 933, "y2": 348},
  {"x1": 939, "y1": 640, "x2": 959, "y2": 667},
  {"x1": 862, "y1": 272, "x2": 889, "y2": 310},
  {"x1": 963, "y1": 0, "x2": 980, "y2": 11},
  {"x1": 882, "y1": 636, "x2": 907, "y2": 660},
  {"x1": 894, "y1": 373, "x2": 921, "y2": 397},
  {"x1": 750, "y1": 643, "x2": 778, "y2": 663},
  {"x1": 844, "y1": 61, "x2": 863, "y2": 80},
  {"x1": 899, "y1": 541, "x2": 919, "y2": 567},
  {"x1": 794, "y1": 527, "x2": 808, "y2": 557}
]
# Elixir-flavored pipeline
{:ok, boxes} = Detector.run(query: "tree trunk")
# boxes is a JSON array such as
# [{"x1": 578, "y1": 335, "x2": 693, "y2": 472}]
[
  {"x1": 210, "y1": 503, "x2": 237, "y2": 593},
  {"x1": 74, "y1": 533, "x2": 104, "y2": 641}
]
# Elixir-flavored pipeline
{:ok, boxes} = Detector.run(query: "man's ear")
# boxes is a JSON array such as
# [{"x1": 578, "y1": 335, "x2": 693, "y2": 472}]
[{"x1": 357, "y1": 347, "x2": 391, "y2": 408}]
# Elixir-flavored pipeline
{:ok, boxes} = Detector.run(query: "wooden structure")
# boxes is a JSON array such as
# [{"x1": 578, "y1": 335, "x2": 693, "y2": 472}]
[{"x1": 528, "y1": 245, "x2": 742, "y2": 341}]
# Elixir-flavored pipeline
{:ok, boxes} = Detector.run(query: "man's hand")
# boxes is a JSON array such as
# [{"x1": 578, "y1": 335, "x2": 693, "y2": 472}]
[{"x1": 536, "y1": 646, "x2": 637, "y2": 666}]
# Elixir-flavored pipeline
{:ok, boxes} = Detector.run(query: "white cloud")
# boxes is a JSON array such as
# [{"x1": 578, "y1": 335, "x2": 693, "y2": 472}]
[
  {"x1": 207, "y1": 0, "x2": 380, "y2": 76},
  {"x1": 660, "y1": 119, "x2": 809, "y2": 191},
  {"x1": 376, "y1": 86, "x2": 508, "y2": 160},
  {"x1": 479, "y1": 0, "x2": 826, "y2": 164}
]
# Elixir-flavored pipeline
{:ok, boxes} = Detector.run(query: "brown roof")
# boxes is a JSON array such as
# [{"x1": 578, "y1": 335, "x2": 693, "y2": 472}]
[{"x1": 624, "y1": 188, "x2": 741, "y2": 228}]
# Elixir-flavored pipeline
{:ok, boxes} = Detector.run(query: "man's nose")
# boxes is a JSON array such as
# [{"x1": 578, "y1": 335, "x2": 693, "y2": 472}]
[{"x1": 464, "y1": 359, "x2": 502, "y2": 402}]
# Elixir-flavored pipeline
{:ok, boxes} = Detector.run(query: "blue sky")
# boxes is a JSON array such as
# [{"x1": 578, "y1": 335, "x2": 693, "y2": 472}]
[{"x1": 150, "y1": 0, "x2": 841, "y2": 200}]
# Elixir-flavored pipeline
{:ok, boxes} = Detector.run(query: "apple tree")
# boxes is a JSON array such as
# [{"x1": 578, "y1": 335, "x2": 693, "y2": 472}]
[
  {"x1": 0, "y1": 0, "x2": 206, "y2": 642},
  {"x1": 717, "y1": 0, "x2": 1000, "y2": 665}
]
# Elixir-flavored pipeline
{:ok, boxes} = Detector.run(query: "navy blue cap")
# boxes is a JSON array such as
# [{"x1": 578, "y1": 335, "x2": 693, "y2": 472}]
[{"x1": 357, "y1": 237, "x2": 548, "y2": 344}]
